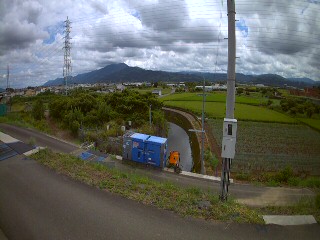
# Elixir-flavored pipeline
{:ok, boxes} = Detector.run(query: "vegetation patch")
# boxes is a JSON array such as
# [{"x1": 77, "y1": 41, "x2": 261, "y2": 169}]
[
  {"x1": 164, "y1": 101, "x2": 296, "y2": 123},
  {"x1": 298, "y1": 118, "x2": 320, "y2": 131},
  {"x1": 257, "y1": 194, "x2": 320, "y2": 223},
  {"x1": 209, "y1": 119, "x2": 320, "y2": 176},
  {"x1": 161, "y1": 92, "x2": 268, "y2": 105},
  {"x1": 31, "y1": 149, "x2": 264, "y2": 224}
]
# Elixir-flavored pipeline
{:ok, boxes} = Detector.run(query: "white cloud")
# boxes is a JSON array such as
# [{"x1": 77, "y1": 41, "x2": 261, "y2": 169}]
[{"x1": 0, "y1": 0, "x2": 319, "y2": 88}]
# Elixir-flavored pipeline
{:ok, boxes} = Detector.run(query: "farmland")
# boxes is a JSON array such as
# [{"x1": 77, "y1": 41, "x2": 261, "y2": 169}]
[
  {"x1": 161, "y1": 92, "x2": 269, "y2": 105},
  {"x1": 209, "y1": 119, "x2": 320, "y2": 175},
  {"x1": 298, "y1": 118, "x2": 320, "y2": 131},
  {"x1": 162, "y1": 91, "x2": 320, "y2": 177},
  {"x1": 164, "y1": 101, "x2": 296, "y2": 123}
]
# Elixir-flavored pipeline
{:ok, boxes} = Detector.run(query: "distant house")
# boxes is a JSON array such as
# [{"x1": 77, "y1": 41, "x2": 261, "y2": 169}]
[
  {"x1": 152, "y1": 89, "x2": 162, "y2": 96},
  {"x1": 24, "y1": 89, "x2": 36, "y2": 96}
]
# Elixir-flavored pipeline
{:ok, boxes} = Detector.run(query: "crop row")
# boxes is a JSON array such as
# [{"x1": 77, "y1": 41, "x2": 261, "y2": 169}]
[
  {"x1": 208, "y1": 119, "x2": 320, "y2": 175},
  {"x1": 164, "y1": 101, "x2": 296, "y2": 123}
]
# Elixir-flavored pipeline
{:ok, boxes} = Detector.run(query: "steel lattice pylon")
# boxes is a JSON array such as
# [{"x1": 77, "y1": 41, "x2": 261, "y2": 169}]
[{"x1": 63, "y1": 16, "x2": 72, "y2": 95}]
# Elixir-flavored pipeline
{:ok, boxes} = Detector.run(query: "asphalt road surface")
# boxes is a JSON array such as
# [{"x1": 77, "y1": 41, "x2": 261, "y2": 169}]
[
  {"x1": 0, "y1": 124, "x2": 77, "y2": 153},
  {"x1": 0, "y1": 155, "x2": 319, "y2": 240}
]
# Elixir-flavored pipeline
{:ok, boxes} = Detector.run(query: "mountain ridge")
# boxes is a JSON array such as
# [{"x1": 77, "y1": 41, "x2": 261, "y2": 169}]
[{"x1": 43, "y1": 63, "x2": 319, "y2": 88}]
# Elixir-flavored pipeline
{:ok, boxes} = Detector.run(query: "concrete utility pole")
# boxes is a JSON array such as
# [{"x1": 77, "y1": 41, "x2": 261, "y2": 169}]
[
  {"x1": 6, "y1": 65, "x2": 9, "y2": 90},
  {"x1": 226, "y1": 0, "x2": 236, "y2": 119},
  {"x1": 63, "y1": 16, "x2": 72, "y2": 95},
  {"x1": 220, "y1": 0, "x2": 237, "y2": 202},
  {"x1": 189, "y1": 78, "x2": 206, "y2": 175},
  {"x1": 149, "y1": 104, "x2": 152, "y2": 127},
  {"x1": 201, "y1": 78, "x2": 206, "y2": 174}
]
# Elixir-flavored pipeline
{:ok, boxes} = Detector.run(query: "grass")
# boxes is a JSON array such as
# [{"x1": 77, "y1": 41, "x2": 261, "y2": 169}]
[
  {"x1": 161, "y1": 92, "x2": 268, "y2": 105},
  {"x1": 164, "y1": 101, "x2": 296, "y2": 123},
  {"x1": 298, "y1": 118, "x2": 320, "y2": 131},
  {"x1": 258, "y1": 195, "x2": 320, "y2": 223},
  {"x1": 0, "y1": 112, "x2": 52, "y2": 134},
  {"x1": 31, "y1": 149, "x2": 264, "y2": 224},
  {"x1": 134, "y1": 88, "x2": 172, "y2": 95}
]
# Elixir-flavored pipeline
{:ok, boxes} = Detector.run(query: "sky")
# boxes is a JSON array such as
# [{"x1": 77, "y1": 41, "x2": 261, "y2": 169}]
[{"x1": 0, "y1": 0, "x2": 319, "y2": 88}]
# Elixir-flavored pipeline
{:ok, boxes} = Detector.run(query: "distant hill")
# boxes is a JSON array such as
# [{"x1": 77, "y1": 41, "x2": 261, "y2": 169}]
[
  {"x1": 43, "y1": 63, "x2": 318, "y2": 88},
  {"x1": 287, "y1": 77, "x2": 317, "y2": 85}
]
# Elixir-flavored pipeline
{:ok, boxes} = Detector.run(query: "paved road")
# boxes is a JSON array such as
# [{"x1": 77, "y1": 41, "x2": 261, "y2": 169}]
[
  {"x1": 0, "y1": 155, "x2": 319, "y2": 240},
  {"x1": 0, "y1": 124, "x2": 77, "y2": 153}
]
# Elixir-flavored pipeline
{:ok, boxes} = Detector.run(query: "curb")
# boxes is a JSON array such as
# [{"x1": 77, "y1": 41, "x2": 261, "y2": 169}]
[{"x1": 263, "y1": 215, "x2": 317, "y2": 225}]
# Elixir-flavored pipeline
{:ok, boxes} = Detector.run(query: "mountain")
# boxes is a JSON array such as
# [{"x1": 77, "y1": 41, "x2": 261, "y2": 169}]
[
  {"x1": 43, "y1": 63, "x2": 318, "y2": 88},
  {"x1": 287, "y1": 78, "x2": 316, "y2": 85}
]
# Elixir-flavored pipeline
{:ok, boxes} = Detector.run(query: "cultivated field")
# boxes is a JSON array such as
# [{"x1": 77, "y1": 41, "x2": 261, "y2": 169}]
[
  {"x1": 164, "y1": 101, "x2": 296, "y2": 123},
  {"x1": 161, "y1": 92, "x2": 269, "y2": 105},
  {"x1": 209, "y1": 119, "x2": 320, "y2": 175}
]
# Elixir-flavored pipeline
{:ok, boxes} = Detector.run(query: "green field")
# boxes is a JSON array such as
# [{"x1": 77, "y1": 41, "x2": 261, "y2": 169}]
[
  {"x1": 134, "y1": 88, "x2": 171, "y2": 95},
  {"x1": 164, "y1": 101, "x2": 296, "y2": 123},
  {"x1": 209, "y1": 119, "x2": 320, "y2": 175},
  {"x1": 161, "y1": 92, "x2": 268, "y2": 105},
  {"x1": 298, "y1": 118, "x2": 320, "y2": 131}
]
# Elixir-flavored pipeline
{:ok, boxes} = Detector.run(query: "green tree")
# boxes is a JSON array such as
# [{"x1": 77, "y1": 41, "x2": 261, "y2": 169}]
[{"x1": 32, "y1": 99, "x2": 45, "y2": 120}]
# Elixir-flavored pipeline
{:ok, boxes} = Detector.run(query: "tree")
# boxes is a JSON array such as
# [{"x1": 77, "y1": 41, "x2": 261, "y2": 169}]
[
  {"x1": 236, "y1": 88, "x2": 244, "y2": 95},
  {"x1": 32, "y1": 99, "x2": 45, "y2": 120}
]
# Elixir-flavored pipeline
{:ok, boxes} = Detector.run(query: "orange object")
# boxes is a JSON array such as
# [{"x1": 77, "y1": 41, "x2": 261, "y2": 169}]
[{"x1": 168, "y1": 151, "x2": 180, "y2": 166}]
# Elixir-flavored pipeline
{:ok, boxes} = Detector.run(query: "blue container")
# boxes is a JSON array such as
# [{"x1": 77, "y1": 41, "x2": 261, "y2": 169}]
[
  {"x1": 123, "y1": 132, "x2": 168, "y2": 168},
  {"x1": 130, "y1": 133, "x2": 150, "y2": 163},
  {"x1": 145, "y1": 136, "x2": 167, "y2": 168}
]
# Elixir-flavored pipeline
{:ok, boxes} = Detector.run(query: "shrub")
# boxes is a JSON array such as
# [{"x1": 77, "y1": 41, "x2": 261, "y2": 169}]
[
  {"x1": 32, "y1": 99, "x2": 45, "y2": 120},
  {"x1": 275, "y1": 166, "x2": 294, "y2": 183}
]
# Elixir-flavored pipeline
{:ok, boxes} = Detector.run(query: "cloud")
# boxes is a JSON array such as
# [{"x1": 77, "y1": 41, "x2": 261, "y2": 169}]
[{"x1": 0, "y1": 0, "x2": 319, "y2": 88}]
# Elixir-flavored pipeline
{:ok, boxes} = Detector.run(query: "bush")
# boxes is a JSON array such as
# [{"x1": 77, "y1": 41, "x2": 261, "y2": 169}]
[
  {"x1": 275, "y1": 166, "x2": 294, "y2": 183},
  {"x1": 316, "y1": 194, "x2": 320, "y2": 209},
  {"x1": 32, "y1": 99, "x2": 45, "y2": 120}
]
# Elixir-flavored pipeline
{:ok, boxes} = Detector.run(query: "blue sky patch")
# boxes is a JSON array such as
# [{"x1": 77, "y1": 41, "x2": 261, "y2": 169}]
[
  {"x1": 131, "y1": 10, "x2": 141, "y2": 21},
  {"x1": 236, "y1": 19, "x2": 248, "y2": 38},
  {"x1": 43, "y1": 21, "x2": 64, "y2": 44}
]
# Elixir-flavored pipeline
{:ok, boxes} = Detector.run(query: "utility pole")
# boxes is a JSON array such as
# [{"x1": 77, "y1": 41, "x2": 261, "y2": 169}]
[
  {"x1": 220, "y1": 0, "x2": 237, "y2": 201},
  {"x1": 189, "y1": 78, "x2": 206, "y2": 175},
  {"x1": 201, "y1": 78, "x2": 206, "y2": 174},
  {"x1": 63, "y1": 16, "x2": 72, "y2": 95},
  {"x1": 149, "y1": 104, "x2": 152, "y2": 127},
  {"x1": 6, "y1": 65, "x2": 9, "y2": 90}
]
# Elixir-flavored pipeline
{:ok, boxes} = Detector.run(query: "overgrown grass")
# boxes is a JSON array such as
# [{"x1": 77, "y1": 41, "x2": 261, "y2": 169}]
[
  {"x1": 258, "y1": 194, "x2": 320, "y2": 223},
  {"x1": 0, "y1": 112, "x2": 52, "y2": 134},
  {"x1": 234, "y1": 167, "x2": 320, "y2": 189},
  {"x1": 31, "y1": 149, "x2": 264, "y2": 224},
  {"x1": 164, "y1": 101, "x2": 296, "y2": 123}
]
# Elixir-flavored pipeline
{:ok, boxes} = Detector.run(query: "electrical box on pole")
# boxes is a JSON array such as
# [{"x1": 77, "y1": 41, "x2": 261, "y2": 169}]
[{"x1": 221, "y1": 118, "x2": 237, "y2": 159}]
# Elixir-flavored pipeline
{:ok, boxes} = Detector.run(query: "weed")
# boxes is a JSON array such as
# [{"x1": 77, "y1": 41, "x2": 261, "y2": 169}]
[{"x1": 31, "y1": 149, "x2": 264, "y2": 224}]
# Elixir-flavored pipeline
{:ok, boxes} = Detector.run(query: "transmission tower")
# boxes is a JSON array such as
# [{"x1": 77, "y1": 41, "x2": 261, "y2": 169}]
[{"x1": 63, "y1": 16, "x2": 72, "y2": 95}]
